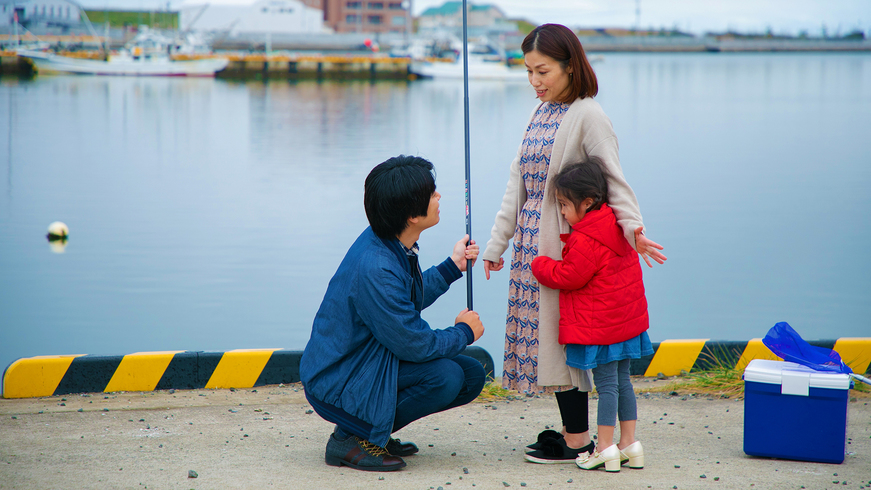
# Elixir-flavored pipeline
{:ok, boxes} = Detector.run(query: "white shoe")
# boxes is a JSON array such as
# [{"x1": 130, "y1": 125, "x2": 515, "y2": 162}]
[
  {"x1": 576, "y1": 444, "x2": 620, "y2": 472},
  {"x1": 619, "y1": 441, "x2": 644, "y2": 469}
]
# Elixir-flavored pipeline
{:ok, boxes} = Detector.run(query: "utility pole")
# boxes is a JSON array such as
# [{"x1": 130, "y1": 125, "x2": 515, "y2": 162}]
[
  {"x1": 403, "y1": 0, "x2": 411, "y2": 44},
  {"x1": 635, "y1": 0, "x2": 640, "y2": 33},
  {"x1": 12, "y1": 1, "x2": 18, "y2": 46}
]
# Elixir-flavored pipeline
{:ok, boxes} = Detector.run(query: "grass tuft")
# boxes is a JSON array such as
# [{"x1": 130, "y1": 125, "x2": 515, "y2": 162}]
[
  {"x1": 476, "y1": 381, "x2": 513, "y2": 401},
  {"x1": 683, "y1": 368, "x2": 746, "y2": 398},
  {"x1": 850, "y1": 376, "x2": 870, "y2": 394}
]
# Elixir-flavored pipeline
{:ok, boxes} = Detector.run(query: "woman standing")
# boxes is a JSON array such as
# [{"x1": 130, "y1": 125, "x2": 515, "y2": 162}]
[{"x1": 481, "y1": 23, "x2": 666, "y2": 464}]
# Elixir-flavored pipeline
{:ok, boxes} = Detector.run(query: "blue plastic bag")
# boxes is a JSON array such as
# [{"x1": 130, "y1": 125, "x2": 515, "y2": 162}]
[{"x1": 762, "y1": 322, "x2": 852, "y2": 375}]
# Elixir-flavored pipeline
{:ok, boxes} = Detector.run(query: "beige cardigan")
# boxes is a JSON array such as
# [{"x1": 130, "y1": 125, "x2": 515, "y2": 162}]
[{"x1": 482, "y1": 97, "x2": 644, "y2": 387}]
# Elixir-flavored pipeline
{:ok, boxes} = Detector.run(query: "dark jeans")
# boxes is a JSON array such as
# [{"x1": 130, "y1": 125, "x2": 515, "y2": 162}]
[
  {"x1": 392, "y1": 354, "x2": 486, "y2": 432},
  {"x1": 329, "y1": 354, "x2": 486, "y2": 441}
]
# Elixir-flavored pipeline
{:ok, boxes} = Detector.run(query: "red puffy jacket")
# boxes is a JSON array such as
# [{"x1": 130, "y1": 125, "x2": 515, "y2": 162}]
[{"x1": 531, "y1": 204, "x2": 649, "y2": 346}]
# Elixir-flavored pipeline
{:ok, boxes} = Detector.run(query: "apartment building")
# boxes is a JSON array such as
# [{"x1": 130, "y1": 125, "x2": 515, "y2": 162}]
[
  {"x1": 1, "y1": 0, "x2": 80, "y2": 29},
  {"x1": 322, "y1": 0, "x2": 410, "y2": 34}
]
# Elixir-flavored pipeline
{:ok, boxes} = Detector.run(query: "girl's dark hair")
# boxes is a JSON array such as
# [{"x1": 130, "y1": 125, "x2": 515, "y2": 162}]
[
  {"x1": 521, "y1": 23, "x2": 598, "y2": 102},
  {"x1": 364, "y1": 155, "x2": 436, "y2": 238},
  {"x1": 552, "y1": 157, "x2": 610, "y2": 214}
]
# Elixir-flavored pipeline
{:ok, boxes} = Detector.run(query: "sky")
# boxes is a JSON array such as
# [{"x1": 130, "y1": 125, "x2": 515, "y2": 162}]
[
  {"x1": 415, "y1": 0, "x2": 871, "y2": 36},
  {"x1": 77, "y1": 0, "x2": 871, "y2": 36}
]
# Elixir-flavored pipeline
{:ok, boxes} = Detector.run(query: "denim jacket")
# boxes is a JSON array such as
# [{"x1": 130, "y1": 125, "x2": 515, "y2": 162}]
[{"x1": 300, "y1": 227, "x2": 472, "y2": 446}]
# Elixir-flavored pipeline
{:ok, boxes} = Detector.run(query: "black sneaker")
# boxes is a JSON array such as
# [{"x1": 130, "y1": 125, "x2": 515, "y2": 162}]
[
  {"x1": 324, "y1": 433, "x2": 407, "y2": 472},
  {"x1": 386, "y1": 438, "x2": 419, "y2": 457},
  {"x1": 524, "y1": 438, "x2": 595, "y2": 464}
]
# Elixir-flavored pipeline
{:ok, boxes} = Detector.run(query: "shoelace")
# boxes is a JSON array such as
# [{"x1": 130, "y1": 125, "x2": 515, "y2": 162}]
[{"x1": 358, "y1": 438, "x2": 390, "y2": 457}]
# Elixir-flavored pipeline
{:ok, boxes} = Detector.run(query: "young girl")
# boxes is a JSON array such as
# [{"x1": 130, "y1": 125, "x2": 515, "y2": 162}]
[{"x1": 531, "y1": 158, "x2": 652, "y2": 472}]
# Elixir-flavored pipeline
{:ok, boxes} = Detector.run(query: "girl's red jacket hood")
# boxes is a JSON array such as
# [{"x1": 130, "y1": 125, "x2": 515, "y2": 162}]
[{"x1": 567, "y1": 203, "x2": 635, "y2": 258}]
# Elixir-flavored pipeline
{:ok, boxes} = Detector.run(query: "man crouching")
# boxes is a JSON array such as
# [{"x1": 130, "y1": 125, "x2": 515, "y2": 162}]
[{"x1": 300, "y1": 155, "x2": 486, "y2": 471}]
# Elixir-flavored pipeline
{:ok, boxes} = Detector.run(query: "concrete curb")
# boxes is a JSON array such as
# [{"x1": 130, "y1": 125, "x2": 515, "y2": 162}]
[{"x1": 4, "y1": 339, "x2": 870, "y2": 399}]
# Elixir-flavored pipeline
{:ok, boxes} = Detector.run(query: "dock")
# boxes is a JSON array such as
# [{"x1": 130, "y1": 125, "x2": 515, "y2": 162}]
[
  {"x1": 0, "y1": 50, "x2": 428, "y2": 80},
  {"x1": 215, "y1": 53, "x2": 418, "y2": 80}
]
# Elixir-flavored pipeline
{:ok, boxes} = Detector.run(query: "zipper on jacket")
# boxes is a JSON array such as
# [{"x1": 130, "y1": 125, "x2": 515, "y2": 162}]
[{"x1": 407, "y1": 254, "x2": 424, "y2": 308}]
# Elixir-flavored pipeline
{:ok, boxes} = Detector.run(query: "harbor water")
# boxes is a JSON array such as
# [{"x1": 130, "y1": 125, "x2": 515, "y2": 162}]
[{"x1": 1, "y1": 52, "x2": 870, "y2": 386}]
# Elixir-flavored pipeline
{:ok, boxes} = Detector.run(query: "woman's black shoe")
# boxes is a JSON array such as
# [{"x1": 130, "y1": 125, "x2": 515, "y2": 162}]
[
  {"x1": 526, "y1": 429, "x2": 563, "y2": 450},
  {"x1": 524, "y1": 438, "x2": 595, "y2": 464},
  {"x1": 324, "y1": 433, "x2": 407, "y2": 472}
]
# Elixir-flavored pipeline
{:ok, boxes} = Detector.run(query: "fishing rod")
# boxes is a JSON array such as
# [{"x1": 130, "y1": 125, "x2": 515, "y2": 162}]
[{"x1": 461, "y1": 0, "x2": 473, "y2": 310}]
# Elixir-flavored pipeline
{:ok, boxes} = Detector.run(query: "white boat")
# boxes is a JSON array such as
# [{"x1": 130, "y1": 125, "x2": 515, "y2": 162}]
[
  {"x1": 19, "y1": 49, "x2": 229, "y2": 77},
  {"x1": 411, "y1": 55, "x2": 528, "y2": 81},
  {"x1": 17, "y1": 28, "x2": 228, "y2": 77},
  {"x1": 410, "y1": 41, "x2": 604, "y2": 81},
  {"x1": 410, "y1": 42, "x2": 527, "y2": 81}
]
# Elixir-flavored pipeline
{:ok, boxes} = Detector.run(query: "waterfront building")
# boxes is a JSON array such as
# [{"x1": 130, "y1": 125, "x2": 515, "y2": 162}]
[
  {"x1": 179, "y1": 0, "x2": 326, "y2": 35},
  {"x1": 417, "y1": 1, "x2": 515, "y2": 36},
  {"x1": 322, "y1": 0, "x2": 410, "y2": 34},
  {"x1": 0, "y1": 0, "x2": 81, "y2": 32}
]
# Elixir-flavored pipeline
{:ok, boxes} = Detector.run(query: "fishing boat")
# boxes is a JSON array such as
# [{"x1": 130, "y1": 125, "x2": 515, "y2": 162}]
[
  {"x1": 410, "y1": 55, "x2": 528, "y2": 80},
  {"x1": 409, "y1": 41, "x2": 527, "y2": 81},
  {"x1": 410, "y1": 42, "x2": 604, "y2": 81},
  {"x1": 17, "y1": 28, "x2": 228, "y2": 77}
]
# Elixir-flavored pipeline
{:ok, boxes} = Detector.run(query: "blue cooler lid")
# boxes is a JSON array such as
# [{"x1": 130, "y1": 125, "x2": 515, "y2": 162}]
[{"x1": 744, "y1": 359, "x2": 851, "y2": 396}]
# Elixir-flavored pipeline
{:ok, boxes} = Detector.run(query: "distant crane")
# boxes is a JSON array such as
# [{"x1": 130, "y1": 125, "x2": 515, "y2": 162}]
[{"x1": 181, "y1": 3, "x2": 211, "y2": 34}]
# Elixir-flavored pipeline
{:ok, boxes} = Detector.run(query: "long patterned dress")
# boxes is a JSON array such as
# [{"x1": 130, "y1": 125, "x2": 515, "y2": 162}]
[{"x1": 503, "y1": 101, "x2": 571, "y2": 394}]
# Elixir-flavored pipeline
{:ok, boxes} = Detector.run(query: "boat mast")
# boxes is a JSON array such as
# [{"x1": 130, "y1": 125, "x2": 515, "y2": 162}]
[{"x1": 63, "y1": 0, "x2": 105, "y2": 54}]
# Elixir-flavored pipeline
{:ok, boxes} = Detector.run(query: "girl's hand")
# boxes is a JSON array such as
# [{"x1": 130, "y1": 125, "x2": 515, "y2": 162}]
[
  {"x1": 483, "y1": 258, "x2": 504, "y2": 280},
  {"x1": 635, "y1": 226, "x2": 667, "y2": 268},
  {"x1": 451, "y1": 235, "x2": 478, "y2": 272}
]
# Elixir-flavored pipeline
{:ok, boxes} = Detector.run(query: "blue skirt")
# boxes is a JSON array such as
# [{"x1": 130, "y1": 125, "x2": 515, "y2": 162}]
[{"x1": 565, "y1": 331, "x2": 654, "y2": 371}]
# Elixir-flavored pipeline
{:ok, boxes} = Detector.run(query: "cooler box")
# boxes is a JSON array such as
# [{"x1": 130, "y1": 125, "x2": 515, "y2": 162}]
[{"x1": 743, "y1": 359, "x2": 851, "y2": 464}]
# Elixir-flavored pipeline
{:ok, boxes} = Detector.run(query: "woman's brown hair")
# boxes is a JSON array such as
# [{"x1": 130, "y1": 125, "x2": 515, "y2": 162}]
[{"x1": 521, "y1": 23, "x2": 598, "y2": 102}]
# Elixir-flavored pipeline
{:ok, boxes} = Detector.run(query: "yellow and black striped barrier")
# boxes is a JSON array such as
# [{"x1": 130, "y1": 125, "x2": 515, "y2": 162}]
[
  {"x1": 634, "y1": 338, "x2": 871, "y2": 378},
  {"x1": 2, "y1": 347, "x2": 495, "y2": 399},
  {"x1": 3, "y1": 340, "x2": 869, "y2": 399}
]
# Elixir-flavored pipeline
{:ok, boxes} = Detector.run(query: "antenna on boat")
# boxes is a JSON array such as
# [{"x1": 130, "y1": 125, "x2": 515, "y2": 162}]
[{"x1": 461, "y1": 0, "x2": 473, "y2": 310}]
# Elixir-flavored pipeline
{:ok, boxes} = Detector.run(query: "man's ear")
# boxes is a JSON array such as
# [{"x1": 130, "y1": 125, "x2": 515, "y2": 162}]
[{"x1": 407, "y1": 215, "x2": 420, "y2": 226}]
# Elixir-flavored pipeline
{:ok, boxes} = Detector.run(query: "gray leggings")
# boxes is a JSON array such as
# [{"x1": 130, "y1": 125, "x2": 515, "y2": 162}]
[{"x1": 591, "y1": 359, "x2": 637, "y2": 427}]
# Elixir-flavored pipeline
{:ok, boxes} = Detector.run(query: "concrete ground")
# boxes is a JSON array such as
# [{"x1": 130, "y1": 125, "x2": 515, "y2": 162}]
[{"x1": 1, "y1": 379, "x2": 869, "y2": 490}]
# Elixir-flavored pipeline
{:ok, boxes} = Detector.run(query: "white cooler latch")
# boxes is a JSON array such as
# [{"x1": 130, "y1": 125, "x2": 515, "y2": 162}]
[{"x1": 781, "y1": 370, "x2": 811, "y2": 396}]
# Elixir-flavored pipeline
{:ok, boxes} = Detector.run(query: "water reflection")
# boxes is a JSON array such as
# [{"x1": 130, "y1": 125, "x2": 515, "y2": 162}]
[
  {"x1": 4, "y1": 88, "x2": 13, "y2": 201},
  {"x1": 1, "y1": 54, "x2": 869, "y2": 385},
  {"x1": 48, "y1": 237, "x2": 68, "y2": 254}
]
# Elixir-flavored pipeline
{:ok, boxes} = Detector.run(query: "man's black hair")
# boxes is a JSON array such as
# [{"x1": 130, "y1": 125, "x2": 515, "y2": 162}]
[{"x1": 364, "y1": 155, "x2": 437, "y2": 238}]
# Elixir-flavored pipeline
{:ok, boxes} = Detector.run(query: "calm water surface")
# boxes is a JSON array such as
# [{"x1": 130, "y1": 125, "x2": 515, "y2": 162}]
[{"x1": 2, "y1": 52, "x2": 870, "y2": 385}]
